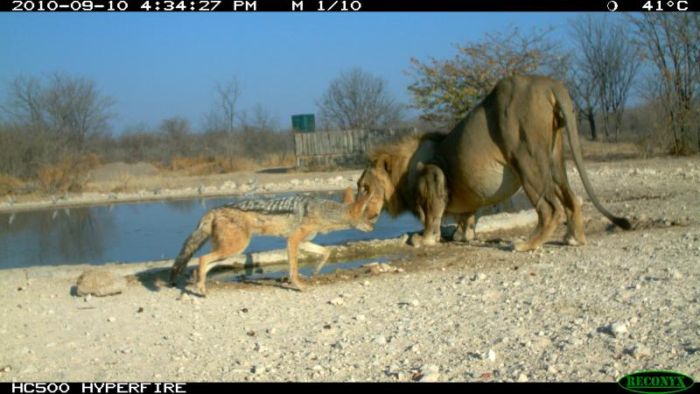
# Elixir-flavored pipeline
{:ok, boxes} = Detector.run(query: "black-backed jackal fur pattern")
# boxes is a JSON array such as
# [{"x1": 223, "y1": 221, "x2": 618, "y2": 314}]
[{"x1": 169, "y1": 187, "x2": 373, "y2": 295}]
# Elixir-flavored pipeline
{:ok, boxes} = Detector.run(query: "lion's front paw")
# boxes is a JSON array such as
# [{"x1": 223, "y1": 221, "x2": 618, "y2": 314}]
[
  {"x1": 512, "y1": 239, "x2": 536, "y2": 252},
  {"x1": 452, "y1": 228, "x2": 475, "y2": 242},
  {"x1": 564, "y1": 232, "x2": 586, "y2": 246},
  {"x1": 409, "y1": 233, "x2": 424, "y2": 248}
]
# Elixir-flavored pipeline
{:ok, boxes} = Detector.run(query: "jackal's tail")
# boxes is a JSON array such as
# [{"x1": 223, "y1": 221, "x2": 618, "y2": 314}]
[{"x1": 169, "y1": 211, "x2": 215, "y2": 284}]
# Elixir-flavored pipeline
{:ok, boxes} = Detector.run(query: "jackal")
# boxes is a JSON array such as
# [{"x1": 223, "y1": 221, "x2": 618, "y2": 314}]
[{"x1": 169, "y1": 187, "x2": 374, "y2": 295}]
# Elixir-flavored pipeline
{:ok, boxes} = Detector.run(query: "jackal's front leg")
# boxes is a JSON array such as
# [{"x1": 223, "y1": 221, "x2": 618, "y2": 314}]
[
  {"x1": 300, "y1": 242, "x2": 331, "y2": 276},
  {"x1": 287, "y1": 227, "x2": 312, "y2": 291}
]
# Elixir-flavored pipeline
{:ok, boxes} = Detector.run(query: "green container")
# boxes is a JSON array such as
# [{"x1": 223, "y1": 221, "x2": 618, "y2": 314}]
[{"x1": 292, "y1": 114, "x2": 315, "y2": 133}]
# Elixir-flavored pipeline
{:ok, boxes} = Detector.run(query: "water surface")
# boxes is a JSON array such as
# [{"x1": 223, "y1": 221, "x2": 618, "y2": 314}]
[{"x1": 0, "y1": 192, "x2": 422, "y2": 269}]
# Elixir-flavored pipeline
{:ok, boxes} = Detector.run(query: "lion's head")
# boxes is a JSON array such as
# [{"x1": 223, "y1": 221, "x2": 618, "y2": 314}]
[
  {"x1": 356, "y1": 132, "x2": 446, "y2": 223},
  {"x1": 356, "y1": 165, "x2": 393, "y2": 226}
]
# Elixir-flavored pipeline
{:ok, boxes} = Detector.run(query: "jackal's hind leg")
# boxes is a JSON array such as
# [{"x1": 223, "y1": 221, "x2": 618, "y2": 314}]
[
  {"x1": 196, "y1": 221, "x2": 251, "y2": 296},
  {"x1": 300, "y1": 242, "x2": 331, "y2": 276}
]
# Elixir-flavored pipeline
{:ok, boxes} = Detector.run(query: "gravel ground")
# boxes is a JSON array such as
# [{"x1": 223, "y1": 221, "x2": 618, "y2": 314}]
[{"x1": 0, "y1": 156, "x2": 698, "y2": 382}]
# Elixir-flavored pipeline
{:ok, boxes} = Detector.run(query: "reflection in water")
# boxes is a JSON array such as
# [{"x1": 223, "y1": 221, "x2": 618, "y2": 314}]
[
  {"x1": 0, "y1": 207, "x2": 115, "y2": 267},
  {"x1": 0, "y1": 192, "x2": 422, "y2": 269}
]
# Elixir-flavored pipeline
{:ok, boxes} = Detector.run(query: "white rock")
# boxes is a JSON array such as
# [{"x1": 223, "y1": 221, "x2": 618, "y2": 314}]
[
  {"x1": 472, "y1": 273, "x2": 486, "y2": 281},
  {"x1": 629, "y1": 345, "x2": 652, "y2": 359},
  {"x1": 610, "y1": 322, "x2": 628, "y2": 337}
]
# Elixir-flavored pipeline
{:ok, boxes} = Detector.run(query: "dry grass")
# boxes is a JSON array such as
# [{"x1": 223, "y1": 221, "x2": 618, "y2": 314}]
[
  {"x1": 571, "y1": 139, "x2": 664, "y2": 162},
  {"x1": 169, "y1": 155, "x2": 258, "y2": 175},
  {"x1": 0, "y1": 174, "x2": 24, "y2": 195},
  {"x1": 257, "y1": 153, "x2": 296, "y2": 168},
  {"x1": 168, "y1": 154, "x2": 295, "y2": 176},
  {"x1": 36, "y1": 154, "x2": 101, "y2": 193}
]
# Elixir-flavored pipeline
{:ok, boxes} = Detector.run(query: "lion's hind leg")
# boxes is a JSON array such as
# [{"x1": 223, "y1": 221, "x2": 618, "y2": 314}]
[
  {"x1": 452, "y1": 212, "x2": 476, "y2": 242},
  {"x1": 551, "y1": 134, "x2": 586, "y2": 246},
  {"x1": 512, "y1": 155, "x2": 564, "y2": 252}
]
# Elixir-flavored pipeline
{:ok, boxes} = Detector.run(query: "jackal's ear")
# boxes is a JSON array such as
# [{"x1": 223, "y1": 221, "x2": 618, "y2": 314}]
[{"x1": 342, "y1": 186, "x2": 354, "y2": 204}]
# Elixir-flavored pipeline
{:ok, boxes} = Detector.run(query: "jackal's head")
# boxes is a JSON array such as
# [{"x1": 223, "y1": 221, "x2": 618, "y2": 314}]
[{"x1": 342, "y1": 186, "x2": 375, "y2": 232}]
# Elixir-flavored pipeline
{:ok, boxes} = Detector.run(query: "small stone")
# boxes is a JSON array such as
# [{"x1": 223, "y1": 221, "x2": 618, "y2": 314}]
[
  {"x1": 547, "y1": 365, "x2": 558, "y2": 374},
  {"x1": 374, "y1": 335, "x2": 387, "y2": 345},
  {"x1": 419, "y1": 365, "x2": 440, "y2": 382},
  {"x1": 355, "y1": 315, "x2": 366, "y2": 322},
  {"x1": 472, "y1": 273, "x2": 486, "y2": 281},
  {"x1": 517, "y1": 373, "x2": 529, "y2": 382},
  {"x1": 629, "y1": 345, "x2": 652, "y2": 359},
  {"x1": 107, "y1": 317, "x2": 116, "y2": 323},
  {"x1": 329, "y1": 297, "x2": 344, "y2": 306},
  {"x1": 609, "y1": 322, "x2": 628, "y2": 337},
  {"x1": 420, "y1": 372, "x2": 440, "y2": 382},
  {"x1": 485, "y1": 349, "x2": 497, "y2": 362}
]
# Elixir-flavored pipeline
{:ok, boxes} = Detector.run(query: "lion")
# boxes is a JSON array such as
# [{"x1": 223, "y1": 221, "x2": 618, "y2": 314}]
[{"x1": 357, "y1": 75, "x2": 631, "y2": 251}]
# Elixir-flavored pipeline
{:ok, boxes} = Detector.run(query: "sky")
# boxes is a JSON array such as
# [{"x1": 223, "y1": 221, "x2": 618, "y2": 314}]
[{"x1": 0, "y1": 11, "x2": 614, "y2": 133}]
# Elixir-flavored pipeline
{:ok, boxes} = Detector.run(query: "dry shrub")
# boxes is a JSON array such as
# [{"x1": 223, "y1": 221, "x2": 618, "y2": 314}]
[
  {"x1": 169, "y1": 155, "x2": 259, "y2": 175},
  {"x1": 258, "y1": 153, "x2": 296, "y2": 168},
  {"x1": 0, "y1": 174, "x2": 24, "y2": 196},
  {"x1": 110, "y1": 171, "x2": 133, "y2": 193},
  {"x1": 37, "y1": 154, "x2": 101, "y2": 193}
]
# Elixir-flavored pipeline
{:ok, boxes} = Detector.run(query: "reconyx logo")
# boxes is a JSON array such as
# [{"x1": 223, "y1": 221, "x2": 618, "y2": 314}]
[{"x1": 619, "y1": 370, "x2": 695, "y2": 394}]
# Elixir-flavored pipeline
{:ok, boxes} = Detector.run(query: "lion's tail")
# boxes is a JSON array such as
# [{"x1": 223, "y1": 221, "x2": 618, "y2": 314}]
[
  {"x1": 553, "y1": 84, "x2": 631, "y2": 231},
  {"x1": 169, "y1": 210, "x2": 215, "y2": 284}
]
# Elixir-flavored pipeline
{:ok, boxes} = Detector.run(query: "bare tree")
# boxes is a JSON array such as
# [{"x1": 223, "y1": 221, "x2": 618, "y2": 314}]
[
  {"x1": 42, "y1": 73, "x2": 114, "y2": 152},
  {"x1": 318, "y1": 68, "x2": 403, "y2": 131},
  {"x1": 630, "y1": 14, "x2": 700, "y2": 154},
  {"x1": 2, "y1": 74, "x2": 113, "y2": 150},
  {"x1": 2, "y1": 76, "x2": 46, "y2": 128},
  {"x1": 1, "y1": 74, "x2": 113, "y2": 183},
  {"x1": 208, "y1": 77, "x2": 241, "y2": 134},
  {"x1": 160, "y1": 116, "x2": 192, "y2": 157},
  {"x1": 572, "y1": 16, "x2": 640, "y2": 141},
  {"x1": 568, "y1": 67, "x2": 600, "y2": 140}
]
